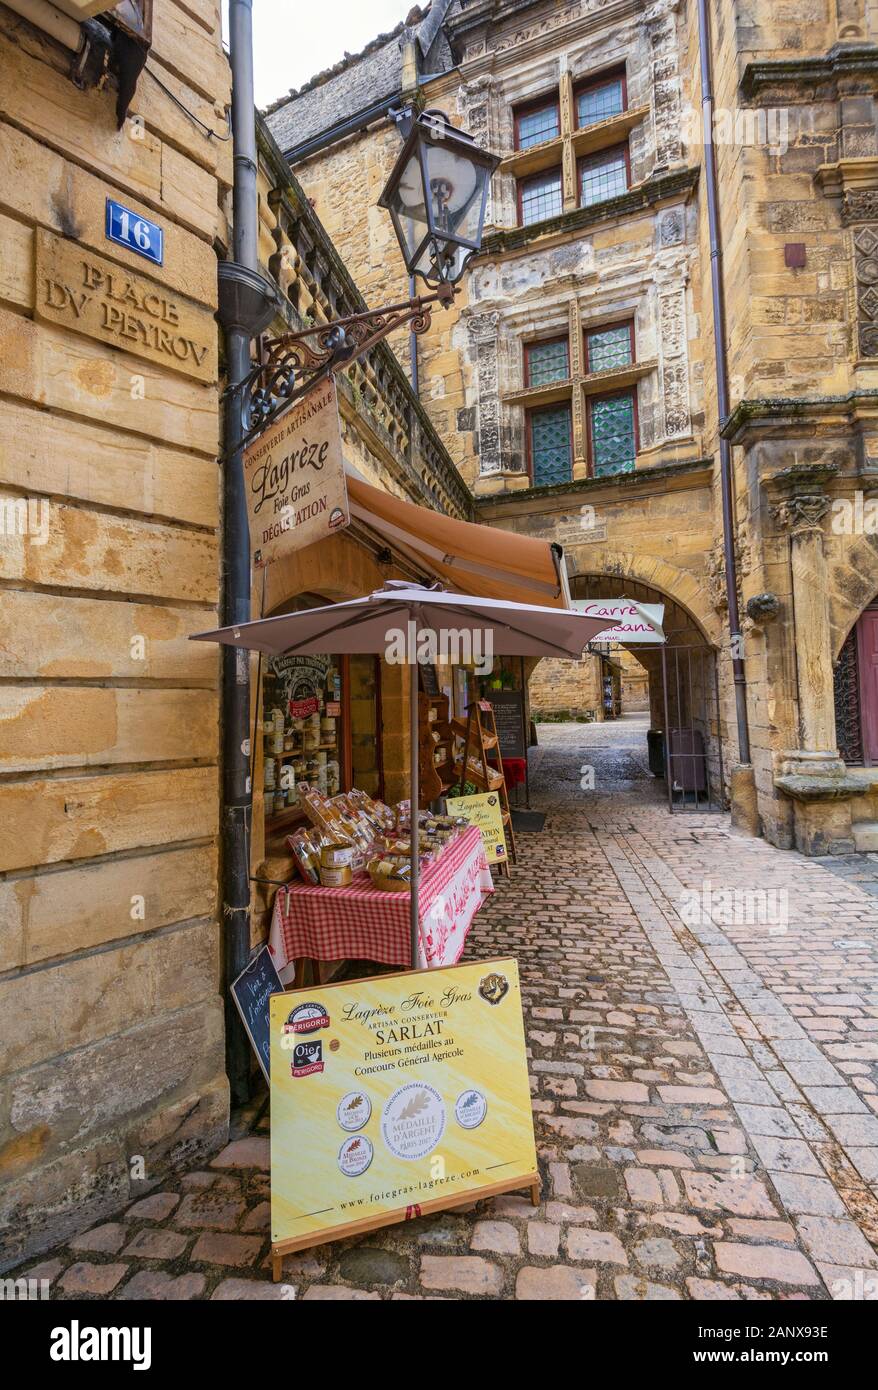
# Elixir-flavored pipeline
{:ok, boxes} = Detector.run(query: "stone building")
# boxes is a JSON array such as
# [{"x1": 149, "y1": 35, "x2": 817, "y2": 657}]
[
  {"x1": 266, "y1": 0, "x2": 878, "y2": 853},
  {"x1": 0, "y1": 0, "x2": 232, "y2": 1268},
  {"x1": 0, "y1": 3, "x2": 475, "y2": 1269}
]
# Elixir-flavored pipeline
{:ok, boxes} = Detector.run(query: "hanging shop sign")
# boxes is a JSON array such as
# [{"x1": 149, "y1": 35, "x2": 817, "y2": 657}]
[
  {"x1": 243, "y1": 375, "x2": 349, "y2": 570},
  {"x1": 268, "y1": 957, "x2": 538, "y2": 1273},
  {"x1": 445, "y1": 790, "x2": 508, "y2": 864},
  {"x1": 34, "y1": 229, "x2": 215, "y2": 382},
  {"x1": 572, "y1": 599, "x2": 665, "y2": 644}
]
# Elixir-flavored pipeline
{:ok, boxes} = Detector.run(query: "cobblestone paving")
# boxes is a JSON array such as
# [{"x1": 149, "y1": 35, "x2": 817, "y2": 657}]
[{"x1": 16, "y1": 719, "x2": 878, "y2": 1301}]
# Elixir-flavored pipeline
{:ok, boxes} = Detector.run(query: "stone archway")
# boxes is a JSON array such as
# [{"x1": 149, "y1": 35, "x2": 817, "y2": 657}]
[
  {"x1": 527, "y1": 569, "x2": 723, "y2": 808},
  {"x1": 563, "y1": 545, "x2": 719, "y2": 648}
]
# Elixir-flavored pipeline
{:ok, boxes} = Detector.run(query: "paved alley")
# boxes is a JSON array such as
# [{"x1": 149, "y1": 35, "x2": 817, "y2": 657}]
[{"x1": 16, "y1": 719, "x2": 878, "y2": 1301}]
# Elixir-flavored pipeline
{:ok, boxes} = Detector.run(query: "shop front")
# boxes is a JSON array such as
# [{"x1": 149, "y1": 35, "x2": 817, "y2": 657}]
[{"x1": 244, "y1": 474, "x2": 580, "y2": 1001}]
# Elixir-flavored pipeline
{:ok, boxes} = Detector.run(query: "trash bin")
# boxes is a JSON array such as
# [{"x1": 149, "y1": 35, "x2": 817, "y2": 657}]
[
  {"x1": 647, "y1": 728, "x2": 665, "y2": 777},
  {"x1": 668, "y1": 728, "x2": 707, "y2": 793}
]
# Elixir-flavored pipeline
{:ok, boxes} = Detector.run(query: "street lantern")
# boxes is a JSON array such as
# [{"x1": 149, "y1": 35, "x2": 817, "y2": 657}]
[
  {"x1": 237, "y1": 114, "x2": 498, "y2": 449},
  {"x1": 379, "y1": 109, "x2": 500, "y2": 291}
]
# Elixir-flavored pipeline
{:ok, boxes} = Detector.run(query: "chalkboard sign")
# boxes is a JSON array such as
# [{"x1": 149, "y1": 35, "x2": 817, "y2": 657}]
[
  {"x1": 231, "y1": 946, "x2": 286, "y2": 1082},
  {"x1": 486, "y1": 690, "x2": 526, "y2": 759},
  {"x1": 419, "y1": 662, "x2": 440, "y2": 696}
]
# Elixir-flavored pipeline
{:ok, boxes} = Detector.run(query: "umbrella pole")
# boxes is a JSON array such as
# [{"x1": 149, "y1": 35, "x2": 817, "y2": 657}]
[{"x1": 410, "y1": 643, "x2": 420, "y2": 970}]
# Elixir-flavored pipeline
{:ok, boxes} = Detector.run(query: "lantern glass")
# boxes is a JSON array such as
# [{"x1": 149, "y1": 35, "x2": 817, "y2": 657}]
[
  {"x1": 380, "y1": 111, "x2": 498, "y2": 287},
  {"x1": 420, "y1": 138, "x2": 490, "y2": 250}
]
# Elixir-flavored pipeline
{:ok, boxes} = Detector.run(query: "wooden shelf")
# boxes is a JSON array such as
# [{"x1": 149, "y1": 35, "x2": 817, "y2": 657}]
[
  {"x1": 459, "y1": 761, "x2": 505, "y2": 792},
  {"x1": 451, "y1": 715, "x2": 497, "y2": 749}
]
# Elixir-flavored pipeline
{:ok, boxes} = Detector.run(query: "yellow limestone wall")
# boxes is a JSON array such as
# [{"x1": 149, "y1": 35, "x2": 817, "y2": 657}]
[{"x1": 0, "y1": 2, "x2": 231, "y2": 1267}]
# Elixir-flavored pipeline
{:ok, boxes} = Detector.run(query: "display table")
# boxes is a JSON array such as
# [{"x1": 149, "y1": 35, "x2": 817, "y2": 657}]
[{"x1": 269, "y1": 825, "x2": 493, "y2": 979}]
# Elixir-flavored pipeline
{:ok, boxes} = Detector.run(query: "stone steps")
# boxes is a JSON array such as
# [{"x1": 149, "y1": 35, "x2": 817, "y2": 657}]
[{"x1": 851, "y1": 820, "x2": 878, "y2": 853}]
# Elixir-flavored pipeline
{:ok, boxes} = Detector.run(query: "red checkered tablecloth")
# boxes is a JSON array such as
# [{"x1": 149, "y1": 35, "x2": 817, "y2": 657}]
[{"x1": 269, "y1": 825, "x2": 493, "y2": 977}]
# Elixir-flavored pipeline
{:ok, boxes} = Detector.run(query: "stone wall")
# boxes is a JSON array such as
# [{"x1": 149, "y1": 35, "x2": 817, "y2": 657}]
[{"x1": 0, "y1": 2, "x2": 231, "y2": 1269}]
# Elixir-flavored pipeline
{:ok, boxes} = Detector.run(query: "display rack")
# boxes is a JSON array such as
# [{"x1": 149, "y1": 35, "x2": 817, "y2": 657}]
[
  {"x1": 418, "y1": 687, "x2": 457, "y2": 806},
  {"x1": 452, "y1": 700, "x2": 517, "y2": 872}
]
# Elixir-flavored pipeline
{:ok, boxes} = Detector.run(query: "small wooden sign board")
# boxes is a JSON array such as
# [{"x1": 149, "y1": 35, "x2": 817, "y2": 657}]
[
  {"x1": 268, "y1": 957, "x2": 538, "y2": 1276},
  {"x1": 231, "y1": 945, "x2": 286, "y2": 1083},
  {"x1": 485, "y1": 689, "x2": 526, "y2": 759}
]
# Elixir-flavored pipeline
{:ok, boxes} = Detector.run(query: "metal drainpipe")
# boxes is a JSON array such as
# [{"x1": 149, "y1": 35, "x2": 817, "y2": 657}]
[
  {"x1": 695, "y1": 0, "x2": 752, "y2": 770},
  {"x1": 222, "y1": 0, "x2": 258, "y2": 1106},
  {"x1": 409, "y1": 274, "x2": 420, "y2": 396}
]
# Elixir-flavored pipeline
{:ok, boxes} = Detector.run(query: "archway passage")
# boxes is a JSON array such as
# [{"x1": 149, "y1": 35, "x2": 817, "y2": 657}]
[
  {"x1": 527, "y1": 574, "x2": 724, "y2": 812},
  {"x1": 834, "y1": 595, "x2": 878, "y2": 766}
]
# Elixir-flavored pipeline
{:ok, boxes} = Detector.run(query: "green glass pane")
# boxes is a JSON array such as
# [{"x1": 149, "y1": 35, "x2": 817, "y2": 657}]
[
  {"x1": 591, "y1": 394, "x2": 635, "y2": 477},
  {"x1": 587, "y1": 324, "x2": 632, "y2": 373},
  {"x1": 527, "y1": 339, "x2": 569, "y2": 385},
  {"x1": 530, "y1": 405, "x2": 572, "y2": 487}
]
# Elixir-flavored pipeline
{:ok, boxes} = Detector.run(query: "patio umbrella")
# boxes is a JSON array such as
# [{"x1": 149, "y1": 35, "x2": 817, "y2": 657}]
[{"x1": 191, "y1": 581, "x2": 612, "y2": 969}]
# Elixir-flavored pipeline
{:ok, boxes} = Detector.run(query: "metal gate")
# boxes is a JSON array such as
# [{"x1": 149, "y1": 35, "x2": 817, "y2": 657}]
[{"x1": 638, "y1": 643, "x2": 725, "y2": 813}]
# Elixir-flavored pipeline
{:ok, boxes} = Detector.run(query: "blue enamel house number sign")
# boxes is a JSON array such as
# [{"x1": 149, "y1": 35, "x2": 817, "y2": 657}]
[{"x1": 105, "y1": 198, "x2": 164, "y2": 266}]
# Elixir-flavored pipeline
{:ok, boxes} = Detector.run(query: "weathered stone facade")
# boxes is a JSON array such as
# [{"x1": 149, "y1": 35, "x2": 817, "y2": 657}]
[
  {"x1": 266, "y1": 0, "x2": 878, "y2": 857},
  {"x1": 0, "y1": 1, "x2": 231, "y2": 1268},
  {"x1": 0, "y1": 5, "x2": 471, "y2": 1272}
]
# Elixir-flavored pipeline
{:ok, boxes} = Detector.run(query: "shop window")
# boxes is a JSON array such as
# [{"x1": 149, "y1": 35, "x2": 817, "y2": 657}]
[
  {"x1": 262, "y1": 596, "x2": 348, "y2": 838},
  {"x1": 578, "y1": 145, "x2": 629, "y2": 208},
  {"x1": 588, "y1": 389, "x2": 638, "y2": 477},
  {"x1": 518, "y1": 168, "x2": 563, "y2": 226},
  {"x1": 525, "y1": 336, "x2": 570, "y2": 386},
  {"x1": 528, "y1": 402, "x2": 573, "y2": 486},
  {"x1": 514, "y1": 94, "x2": 561, "y2": 150},
  {"x1": 584, "y1": 320, "x2": 634, "y2": 373},
  {"x1": 576, "y1": 69, "x2": 626, "y2": 129}
]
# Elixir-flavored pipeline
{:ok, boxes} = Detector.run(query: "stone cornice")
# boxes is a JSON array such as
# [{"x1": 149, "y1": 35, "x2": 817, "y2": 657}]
[
  {"x1": 814, "y1": 159, "x2": 878, "y2": 225},
  {"x1": 449, "y1": 0, "x2": 648, "y2": 75},
  {"x1": 722, "y1": 391, "x2": 878, "y2": 444},
  {"x1": 475, "y1": 456, "x2": 712, "y2": 512},
  {"x1": 740, "y1": 45, "x2": 878, "y2": 102},
  {"x1": 479, "y1": 166, "x2": 699, "y2": 259}
]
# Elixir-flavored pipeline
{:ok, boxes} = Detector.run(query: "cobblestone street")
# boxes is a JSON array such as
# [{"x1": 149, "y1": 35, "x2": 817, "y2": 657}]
[{"x1": 17, "y1": 719, "x2": 878, "y2": 1302}]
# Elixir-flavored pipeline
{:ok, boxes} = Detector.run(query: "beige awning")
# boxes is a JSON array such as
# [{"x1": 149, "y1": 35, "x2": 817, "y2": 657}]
[{"x1": 346, "y1": 472, "x2": 571, "y2": 609}]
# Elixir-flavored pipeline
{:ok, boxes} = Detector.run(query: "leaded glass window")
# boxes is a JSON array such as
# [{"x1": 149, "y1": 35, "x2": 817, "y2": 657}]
[
  {"x1": 577, "y1": 77, "x2": 625, "y2": 129},
  {"x1": 585, "y1": 322, "x2": 633, "y2": 373},
  {"x1": 525, "y1": 338, "x2": 569, "y2": 386},
  {"x1": 579, "y1": 148, "x2": 628, "y2": 207},
  {"x1": 515, "y1": 99, "x2": 560, "y2": 151},
  {"x1": 529, "y1": 404, "x2": 572, "y2": 486},
  {"x1": 589, "y1": 392, "x2": 636, "y2": 476},
  {"x1": 519, "y1": 169, "x2": 563, "y2": 226}
]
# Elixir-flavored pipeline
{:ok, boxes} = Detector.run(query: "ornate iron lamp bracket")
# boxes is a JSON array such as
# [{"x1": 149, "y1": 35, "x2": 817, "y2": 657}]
[{"x1": 234, "y1": 285, "x2": 455, "y2": 451}]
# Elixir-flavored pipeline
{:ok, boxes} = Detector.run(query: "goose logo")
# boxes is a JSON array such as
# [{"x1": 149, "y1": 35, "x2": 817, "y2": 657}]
[{"x1": 291, "y1": 1040, "x2": 323, "y2": 1077}]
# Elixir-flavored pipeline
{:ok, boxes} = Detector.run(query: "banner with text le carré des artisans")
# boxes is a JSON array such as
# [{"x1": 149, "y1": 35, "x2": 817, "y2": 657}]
[
  {"x1": 243, "y1": 375, "x2": 350, "y2": 569},
  {"x1": 269, "y1": 958, "x2": 538, "y2": 1257}
]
